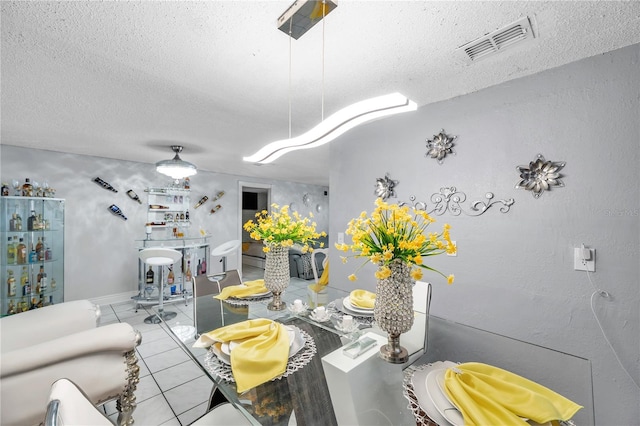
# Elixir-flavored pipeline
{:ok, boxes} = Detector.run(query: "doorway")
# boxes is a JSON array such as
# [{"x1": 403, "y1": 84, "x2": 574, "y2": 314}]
[{"x1": 238, "y1": 182, "x2": 271, "y2": 277}]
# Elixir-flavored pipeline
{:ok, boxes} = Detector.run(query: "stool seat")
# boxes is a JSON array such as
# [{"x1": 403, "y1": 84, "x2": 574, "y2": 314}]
[
  {"x1": 211, "y1": 240, "x2": 241, "y2": 257},
  {"x1": 139, "y1": 247, "x2": 182, "y2": 266}
]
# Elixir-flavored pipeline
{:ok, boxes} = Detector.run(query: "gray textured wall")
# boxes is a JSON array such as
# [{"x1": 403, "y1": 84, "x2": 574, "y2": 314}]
[
  {"x1": 329, "y1": 44, "x2": 639, "y2": 424},
  {"x1": 0, "y1": 146, "x2": 328, "y2": 302}
]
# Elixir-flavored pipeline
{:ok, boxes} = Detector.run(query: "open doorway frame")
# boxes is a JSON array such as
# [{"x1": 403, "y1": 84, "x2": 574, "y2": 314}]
[{"x1": 238, "y1": 181, "x2": 272, "y2": 277}]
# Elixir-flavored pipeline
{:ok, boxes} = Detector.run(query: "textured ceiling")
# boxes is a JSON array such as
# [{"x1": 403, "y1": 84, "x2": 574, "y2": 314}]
[{"x1": 2, "y1": 1, "x2": 639, "y2": 185}]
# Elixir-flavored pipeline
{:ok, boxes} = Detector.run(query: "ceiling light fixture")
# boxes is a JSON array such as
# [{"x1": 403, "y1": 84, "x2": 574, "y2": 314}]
[
  {"x1": 244, "y1": 0, "x2": 417, "y2": 165},
  {"x1": 155, "y1": 145, "x2": 197, "y2": 179},
  {"x1": 243, "y1": 93, "x2": 417, "y2": 164}
]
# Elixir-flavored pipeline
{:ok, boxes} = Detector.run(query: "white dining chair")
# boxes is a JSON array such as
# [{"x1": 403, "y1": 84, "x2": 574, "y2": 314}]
[
  {"x1": 45, "y1": 378, "x2": 251, "y2": 426},
  {"x1": 311, "y1": 248, "x2": 329, "y2": 283}
]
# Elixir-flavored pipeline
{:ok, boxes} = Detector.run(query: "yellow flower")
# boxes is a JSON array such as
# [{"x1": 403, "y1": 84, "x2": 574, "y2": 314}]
[
  {"x1": 262, "y1": 246, "x2": 270, "y2": 253},
  {"x1": 447, "y1": 274, "x2": 455, "y2": 285},
  {"x1": 374, "y1": 266, "x2": 392, "y2": 280},
  {"x1": 370, "y1": 253, "x2": 382, "y2": 264},
  {"x1": 348, "y1": 274, "x2": 357, "y2": 281},
  {"x1": 340, "y1": 256, "x2": 348, "y2": 264},
  {"x1": 410, "y1": 268, "x2": 423, "y2": 280}
]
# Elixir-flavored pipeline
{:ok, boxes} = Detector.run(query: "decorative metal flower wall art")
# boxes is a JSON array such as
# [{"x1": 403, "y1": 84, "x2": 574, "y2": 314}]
[
  {"x1": 374, "y1": 173, "x2": 399, "y2": 200},
  {"x1": 515, "y1": 154, "x2": 566, "y2": 198},
  {"x1": 425, "y1": 129, "x2": 456, "y2": 164},
  {"x1": 400, "y1": 187, "x2": 514, "y2": 217}
]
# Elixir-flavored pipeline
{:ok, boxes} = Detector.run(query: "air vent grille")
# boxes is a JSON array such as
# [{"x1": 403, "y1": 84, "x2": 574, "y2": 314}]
[{"x1": 456, "y1": 17, "x2": 535, "y2": 64}]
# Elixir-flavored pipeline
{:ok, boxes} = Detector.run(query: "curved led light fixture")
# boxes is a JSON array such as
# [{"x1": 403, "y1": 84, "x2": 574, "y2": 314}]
[
  {"x1": 156, "y1": 145, "x2": 197, "y2": 179},
  {"x1": 243, "y1": 92, "x2": 417, "y2": 164}
]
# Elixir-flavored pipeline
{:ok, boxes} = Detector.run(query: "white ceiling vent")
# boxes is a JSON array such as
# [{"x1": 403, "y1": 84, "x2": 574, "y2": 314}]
[{"x1": 455, "y1": 17, "x2": 535, "y2": 64}]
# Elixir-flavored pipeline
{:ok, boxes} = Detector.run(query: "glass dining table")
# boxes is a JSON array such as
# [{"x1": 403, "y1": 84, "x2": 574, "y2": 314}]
[
  {"x1": 155, "y1": 277, "x2": 418, "y2": 426},
  {"x1": 155, "y1": 276, "x2": 595, "y2": 426}
]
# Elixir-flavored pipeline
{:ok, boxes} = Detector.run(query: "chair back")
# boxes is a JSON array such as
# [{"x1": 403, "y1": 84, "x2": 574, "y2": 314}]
[
  {"x1": 45, "y1": 378, "x2": 113, "y2": 426},
  {"x1": 311, "y1": 248, "x2": 329, "y2": 283},
  {"x1": 215, "y1": 269, "x2": 243, "y2": 290},
  {"x1": 193, "y1": 274, "x2": 223, "y2": 336}
]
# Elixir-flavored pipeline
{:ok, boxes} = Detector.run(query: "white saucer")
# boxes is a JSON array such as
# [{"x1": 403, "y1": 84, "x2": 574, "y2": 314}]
[{"x1": 342, "y1": 296, "x2": 374, "y2": 314}]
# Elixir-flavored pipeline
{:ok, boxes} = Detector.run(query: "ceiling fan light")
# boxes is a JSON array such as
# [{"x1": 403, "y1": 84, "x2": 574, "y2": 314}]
[
  {"x1": 243, "y1": 93, "x2": 417, "y2": 164},
  {"x1": 155, "y1": 146, "x2": 198, "y2": 179}
]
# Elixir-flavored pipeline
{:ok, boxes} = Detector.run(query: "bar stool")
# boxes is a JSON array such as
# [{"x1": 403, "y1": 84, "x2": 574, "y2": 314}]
[
  {"x1": 211, "y1": 239, "x2": 241, "y2": 273},
  {"x1": 139, "y1": 247, "x2": 182, "y2": 324}
]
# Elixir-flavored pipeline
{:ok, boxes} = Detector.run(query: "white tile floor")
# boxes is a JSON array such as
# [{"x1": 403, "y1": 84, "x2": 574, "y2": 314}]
[{"x1": 98, "y1": 265, "x2": 309, "y2": 426}]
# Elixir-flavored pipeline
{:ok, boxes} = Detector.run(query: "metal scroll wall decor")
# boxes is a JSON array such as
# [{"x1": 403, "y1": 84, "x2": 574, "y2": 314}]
[
  {"x1": 515, "y1": 154, "x2": 566, "y2": 198},
  {"x1": 374, "y1": 173, "x2": 399, "y2": 200},
  {"x1": 400, "y1": 187, "x2": 514, "y2": 217},
  {"x1": 425, "y1": 129, "x2": 456, "y2": 164}
]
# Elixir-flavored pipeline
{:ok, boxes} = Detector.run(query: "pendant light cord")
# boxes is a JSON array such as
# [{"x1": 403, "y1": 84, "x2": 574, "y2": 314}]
[
  {"x1": 321, "y1": 0, "x2": 326, "y2": 121},
  {"x1": 288, "y1": 18, "x2": 293, "y2": 139}
]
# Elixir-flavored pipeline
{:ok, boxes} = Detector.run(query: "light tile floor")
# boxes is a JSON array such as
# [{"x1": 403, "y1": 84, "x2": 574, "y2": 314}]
[{"x1": 98, "y1": 265, "x2": 311, "y2": 426}]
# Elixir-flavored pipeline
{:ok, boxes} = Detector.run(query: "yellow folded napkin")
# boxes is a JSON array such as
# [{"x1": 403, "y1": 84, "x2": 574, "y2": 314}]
[
  {"x1": 444, "y1": 362, "x2": 582, "y2": 426},
  {"x1": 310, "y1": 262, "x2": 330, "y2": 292},
  {"x1": 350, "y1": 289, "x2": 376, "y2": 309},
  {"x1": 193, "y1": 319, "x2": 289, "y2": 393},
  {"x1": 214, "y1": 279, "x2": 268, "y2": 300}
]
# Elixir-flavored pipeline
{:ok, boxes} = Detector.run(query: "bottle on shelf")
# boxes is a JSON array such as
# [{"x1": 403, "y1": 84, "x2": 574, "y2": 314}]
[
  {"x1": 48, "y1": 295, "x2": 54, "y2": 306},
  {"x1": 1, "y1": 182, "x2": 9, "y2": 196},
  {"x1": 7, "y1": 236, "x2": 16, "y2": 264},
  {"x1": 19, "y1": 297, "x2": 29, "y2": 312},
  {"x1": 197, "y1": 259, "x2": 202, "y2": 277},
  {"x1": 146, "y1": 266, "x2": 154, "y2": 285},
  {"x1": 51, "y1": 277, "x2": 57, "y2": 289},
  {"x1": 36, "y1": 237, "x2": 43, "y2": 260},
  {"x1": 185, "y1": 260, "x2": 192, "y2": 283},
  {"x1": 37, "y1": 214, "x2": 45, "y2": 230},
  {"x1": 29, "y1": 244, "x2": 38, "y2": 263},
  {"x1": 22, "y1": 178, "x2": 33, "y2": 197},
  {"x1": 16, "y1": 238, "x2": 27, "y2": 264},
  {"x1": 45, "y1": 241, "x2": 52, "y2": 261},
  {"x1": 37, "y1": 295, "x2": 44, "y2": 308},
  {"x1": 20, "y1": 267, "x2": 30, "y2": 296},
  {"x1": 15, "y1": 212, "x2": 22, "y2": 231},
  {"x1": 9, "y1": 213, "x2": 18, "y2": 231},
  {"x1": 167, "y1": 266, "x2": 175, "y2": 285},
  {"x1": 27, "y1": 210, "x2": 37, "y2": 231},
  {"x1": 201, "y1": 257, "x2": 207, "y2": 274},
  {"x1": 184, "y1": 177, "x2": 190, "y2": 190},
  {"x1": 7, "y1": 270, "x2": 16, "y2": 297},
  {"x1": 185, "y1": 210, "x2": 190, "y2": 221},
  {"x1": 7, "y1": 300, "x2": 17, "y2": 315},
  {"x1": 212, "y1": 191, "x2": 225, "y2": 201},
  {"x1": 149, "y1": 204, "x2": 169, "y2": 210}
]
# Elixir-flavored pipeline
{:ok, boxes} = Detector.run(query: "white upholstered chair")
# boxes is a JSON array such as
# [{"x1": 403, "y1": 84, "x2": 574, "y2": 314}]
[
  {"x1": 1, "y1": 300, "x2": 141, "y2": 426},
  {"x1": 45, "y1": 378, "x2": 251, "y2": 426}
]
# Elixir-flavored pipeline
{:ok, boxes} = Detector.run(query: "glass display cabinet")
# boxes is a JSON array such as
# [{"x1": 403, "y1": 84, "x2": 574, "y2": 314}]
[{"x1": 1, "y1": 196, "x2": 65, "y2": 316}]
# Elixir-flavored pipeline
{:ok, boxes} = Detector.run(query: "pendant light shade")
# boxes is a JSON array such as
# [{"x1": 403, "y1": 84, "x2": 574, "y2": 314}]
[
  {"x1": 155, "y1": 145, "x2": 197, "y2": 179},
  {"x1": 243, "y1": 93, "x2": 417, "y2": 164}
]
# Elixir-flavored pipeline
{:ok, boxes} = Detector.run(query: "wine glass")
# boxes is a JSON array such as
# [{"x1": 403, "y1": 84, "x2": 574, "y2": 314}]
[
  {"x1": 11, "y1": 179, "x2": 20, "y2": 196},
  {"x1": 32, "y1": 181, "x2": 41, "y2": 197}
]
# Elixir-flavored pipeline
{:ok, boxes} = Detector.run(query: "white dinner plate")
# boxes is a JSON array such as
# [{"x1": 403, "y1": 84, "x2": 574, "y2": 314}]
[
  {"x1": 211, "y1": 342, "x2": 231, "y2": 365},
  {"x1": 411, "y1": 361, "x2": 453, "y2": 426},
  {"x1": 426, "y1": 368, "x2": 464, "y2": 426},
  {"x1": 342, "y1": 296, "x2": 374, "y2": 314}
]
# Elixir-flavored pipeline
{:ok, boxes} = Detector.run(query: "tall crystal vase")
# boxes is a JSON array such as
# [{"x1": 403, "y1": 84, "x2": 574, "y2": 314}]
[
  {"x1": 264, "y1": 245, "x2": 290, "y2": 311},
  {"x1": 374, "y1": 259, "x2": 414, "y2": 363}
]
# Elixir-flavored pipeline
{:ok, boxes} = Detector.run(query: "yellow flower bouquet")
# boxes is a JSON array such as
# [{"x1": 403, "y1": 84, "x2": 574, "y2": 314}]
[
  {"x1": 243, "y1": 203, "x2": 326, "y2": 252},
  {"x1": 336, "y1": 198, "x2": 455, "y2": 284}
]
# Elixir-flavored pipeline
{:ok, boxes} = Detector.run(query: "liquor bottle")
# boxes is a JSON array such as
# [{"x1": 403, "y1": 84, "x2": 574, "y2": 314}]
[
  {"x1": 167, "y1": 266, "x2": 175, "y2": 285},
  {"x1": 27, "y1": 210, "x2": 36, "y2": 230},
  {"x1": 210, "y1": 204, "x2": 222, "y2": 214},
  {"x1": 40, "y1": 272, "x2": 48, "y2": 292},
  {"x1": 184, "y1": 177, "x2": 190, "y2": 189},
  {"x1": 93, "y1": 177, "x2": 118, "y2": 193},
  {"x1": 16, "y1": 238, "x2": 27, "y2": 264},
  {"x1": 180, "y1": 212, "x2": 185, "y2": 221},
  {"x1": 14, "y1": 212, "x2": 22, "y2": 231},
  {"x1": 197, "y1": 259, "x2": 202, "y2": 277},
  {"x1": 1, "y1": 182, "x2": 9, "y2": 196},
  {"x1": 36, "y1": 214, "x2": 44, "y2": 230},
  {"x1": 149, "y1": 204, "x2": 169, "y2": 210},
  {"x1": 7, "y1": 236, "x2": 16, "y2": 264},
  {"x1": 108, "y1": 204, "x2": 127, "y2": 220},
  {"x1": 37, "y1": 266, "x2": 45, "y2": 288},
  {"x1": 9, "y1": 213, "x2": 17, "y2": 231},
  {"x1": 201, "y1": 257, "x2": 207, "y2": 274},
  {"x1": 45, "y1": 241, "x2": 52, "y2": 261},
  {"x1": 185, "y1": 210, "x2": 190, "y2": 221},
  {"x1": 37, "y1": 295, "x2": 44, "y2": 308},
  {"x1": 193, "y1": 196, "x2": 208, "y2": 209},
  {"x1": 29, "y1": 244, "x2": 38, "y2": 263},
  {"x1": 185, "y1": 260, "x2": 192, "y2": 282},
  {"x1": 212, "y1": 191, "x2": 225, "y2": 201},
  {"x1": 36, "y1": 237, "x2": 44, "y2": 261},
  {"x1": 48, "y1": 295, "x2": 54, "y2": 306},
  {"x1": 7, "y1": 300, "x2": 16, "y2": 315},
  {"x1": 126, "y1": 189, "x2": 142, "y2": 204},
  {"x1": 51, "y1": 277, "x2": 57, "y2": 289},
  {"x1": 20, "y1": 297, "x2": 29, "y2": 312},
  {"x1": 146, "y1": 266, "x2": 154, "y2": 285},
  {"x1": 22, "y1": 178, "x2": 33, "y2": 196},
  {"x1": 7, "y1": 270, "x2": 16, "y2": 297},
  {"x1": 21, "y1": 267, "x2": 31, "y2": 296}
]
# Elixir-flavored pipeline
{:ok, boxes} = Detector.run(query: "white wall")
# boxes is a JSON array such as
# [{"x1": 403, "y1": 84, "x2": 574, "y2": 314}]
[
  {"x1": 329, "y1": 44, "x2": 639, "y2": 424},
  {"x1": 0, "y1": 147, "x2": 329, "y2": 303}
]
